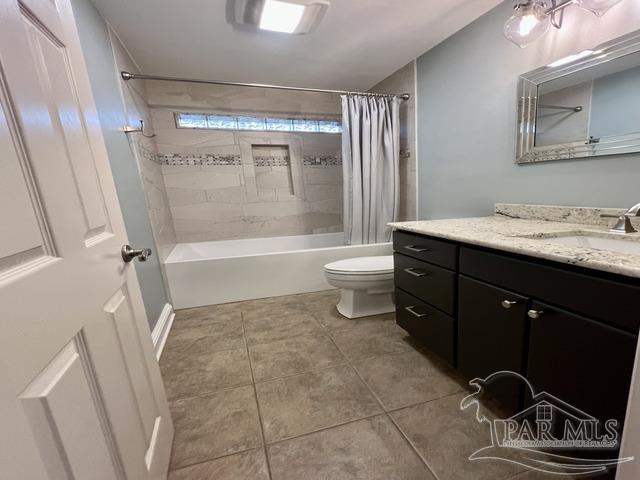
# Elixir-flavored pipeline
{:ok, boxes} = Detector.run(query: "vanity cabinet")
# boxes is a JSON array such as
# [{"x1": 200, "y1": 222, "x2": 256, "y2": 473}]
[
  {"x1": 457, "y1": 276, "x2": 528, "y2": 412},
  {"x1": 526, "y1": 301, "x2": 637, "y2": 429},
  {"x1": 393, "y1": 230, "x2": 640, "y2": 433}
]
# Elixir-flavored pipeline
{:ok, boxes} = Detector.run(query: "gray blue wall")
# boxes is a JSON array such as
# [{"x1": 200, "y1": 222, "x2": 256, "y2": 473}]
[
  {"x1": 416, "y1": 1, "x2": 640, "y2": 219},
  {"x1": 71, "y1": 0, "x2": 169, "y2": 329}
]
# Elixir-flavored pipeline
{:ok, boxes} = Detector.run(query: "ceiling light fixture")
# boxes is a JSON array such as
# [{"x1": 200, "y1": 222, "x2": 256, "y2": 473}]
[
  {"x1": 503, "y1": 0, "x2": 625, "y2": 48},
  {"x1": 259, "y1": 0, "x2": 306, "y2": 33},
  {"x1": 229, "y1": 0, "x2": 330, "y2": 35}
]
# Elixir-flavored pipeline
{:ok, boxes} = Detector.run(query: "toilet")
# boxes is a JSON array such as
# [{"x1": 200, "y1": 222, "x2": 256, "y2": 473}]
[{"x1": 324, "y1": 255, "x2": 395, "y2": 319}]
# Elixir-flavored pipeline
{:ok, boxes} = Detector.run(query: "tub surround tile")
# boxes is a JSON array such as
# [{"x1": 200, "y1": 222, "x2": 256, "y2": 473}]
[
  {"x1": 169, "y1": 386, "x2": 262, "y2": 469},
  {"x1": 168, "y1": 448, "x2": 270, "y2": 480},
  {"x1": 248, "y1": 333, "x2": 346, "y2": 382},
  {"x1": 391, "y1": 393, "x2": 525, "y2": 480},
  {"x1": 256, "y1": 364, "x2": 382, "y2": 443},
  {"x1": 353, "y1": 350, "x2": 466, "y2": 411},
  {"x1": 161, "y1": 345, "x2": 251, "y2": 401},
  {"x1": 390, "y1": 204, "x2": 640, "y2": 279},
  {"x1": 267, "y1": 415, "x2": 434, "y2": 480}
]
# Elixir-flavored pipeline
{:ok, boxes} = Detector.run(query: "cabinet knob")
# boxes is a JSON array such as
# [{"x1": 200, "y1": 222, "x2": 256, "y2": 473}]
[
  {"x1": 527, "y1": 309, "x2": 544, "y2": 319},
  {"x1": 501, "y1": 300, "x2": 519, "y2": 309}
]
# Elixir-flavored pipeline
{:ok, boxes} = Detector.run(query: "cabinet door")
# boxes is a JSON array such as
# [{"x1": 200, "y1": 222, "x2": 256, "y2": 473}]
[
  {"x1": 458, "y1": 276, "x2": 529, "y2": 412},
  {"x1": 526, "y1": 301, "x2": 637, "y2": 433}
]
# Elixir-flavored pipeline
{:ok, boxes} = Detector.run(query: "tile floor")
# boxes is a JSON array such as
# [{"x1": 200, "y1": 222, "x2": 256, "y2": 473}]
[{"x1": 161, "y1": 290, "x2": 584, "y2": 480}]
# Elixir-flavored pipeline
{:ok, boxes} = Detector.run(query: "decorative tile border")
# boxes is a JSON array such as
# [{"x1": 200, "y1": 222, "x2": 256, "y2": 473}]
[
  {"x1": 303, "y1": 155, "x2": 342, "y2": 166},
  {"x1": 253, "y1": 155, "x2": 291, "y2": 167},
  {"x1": 158, "y1": 153, "x2": 242, "y2": 166}
]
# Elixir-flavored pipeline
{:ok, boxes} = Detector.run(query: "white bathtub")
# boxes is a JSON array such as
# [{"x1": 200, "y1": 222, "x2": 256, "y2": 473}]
[{"x1": 165, "y1": 232, "x2": 392, "y2": 309}]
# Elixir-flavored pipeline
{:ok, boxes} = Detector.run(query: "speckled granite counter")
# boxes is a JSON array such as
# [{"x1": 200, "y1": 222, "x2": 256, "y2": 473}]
[{"x1": 389, "y1": 204, "x2": 640, "y2": 279}]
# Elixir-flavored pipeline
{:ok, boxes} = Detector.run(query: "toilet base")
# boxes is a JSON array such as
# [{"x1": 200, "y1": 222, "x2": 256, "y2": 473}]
[{"x1": 336, "y1": 289, "x2": 395, "y2": 319}]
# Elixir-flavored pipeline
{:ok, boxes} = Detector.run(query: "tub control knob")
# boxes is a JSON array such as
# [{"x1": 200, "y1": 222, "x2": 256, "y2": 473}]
[{"x1": 121, "y1": 245, "x2": 152, "y2": 263}]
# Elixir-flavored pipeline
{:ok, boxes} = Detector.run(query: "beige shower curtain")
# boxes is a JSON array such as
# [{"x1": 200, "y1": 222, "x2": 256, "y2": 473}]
[{"x1": 341, "y1": 94, "x2": 401, "y2": 245}]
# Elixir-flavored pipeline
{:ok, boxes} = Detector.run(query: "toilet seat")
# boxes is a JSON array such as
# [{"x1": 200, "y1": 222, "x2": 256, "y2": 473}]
[{"x1": 324, "y1": 256, "x2": 394, "y2": 275}]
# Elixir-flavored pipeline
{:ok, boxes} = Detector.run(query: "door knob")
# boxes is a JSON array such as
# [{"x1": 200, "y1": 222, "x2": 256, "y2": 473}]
[
  {"x1": 501, "y1": 300, "x2": 519, "y2": 309},
  {"x1": 527, "y1": 309, "x2": 544, "y2": 319},
  {"x1": 121, "y1": 245, "x2": 152, "y2": 263}
]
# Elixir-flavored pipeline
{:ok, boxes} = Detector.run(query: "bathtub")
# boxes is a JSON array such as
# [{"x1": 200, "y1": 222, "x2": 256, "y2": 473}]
[{"x1": 164, "y1": 232, "x2": 392, "y2": 309}]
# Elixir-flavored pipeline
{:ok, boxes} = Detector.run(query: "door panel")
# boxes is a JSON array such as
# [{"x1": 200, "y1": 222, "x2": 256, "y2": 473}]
[
  {"x1": 20, "y1": 339, "x2": 122, "y2": 480},
  {"x1": 22, "y1": 7, "x2": 111, "y2": 244},
  {"x1": 0, "y1": 0, "x2": 173, "y2": 478}
]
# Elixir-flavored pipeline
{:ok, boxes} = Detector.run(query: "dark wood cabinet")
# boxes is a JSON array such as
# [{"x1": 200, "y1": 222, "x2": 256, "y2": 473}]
[
  {"x1": 457, "y1": 276, "x2": 529, "y2": 412},
  {"x1": 393, "y1": 230, "x2": 640, "y2": 452},
  {"x1": 525, "y1": 301, "x2": 637, "y2": 430}
]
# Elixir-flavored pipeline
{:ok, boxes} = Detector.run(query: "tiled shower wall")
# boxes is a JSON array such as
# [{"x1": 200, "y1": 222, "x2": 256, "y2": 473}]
[
  {"x1": 145, "y1": 81, "x2": 344, "y2": 243},
  {"x1": 111, "y1": 32, "x2": 176, "y2": 261}
]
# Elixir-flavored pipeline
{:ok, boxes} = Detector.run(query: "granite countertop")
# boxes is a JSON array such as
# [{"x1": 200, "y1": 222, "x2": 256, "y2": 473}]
[{"x1": 389, "y1": 204, "x2": 640, "y2": 279}]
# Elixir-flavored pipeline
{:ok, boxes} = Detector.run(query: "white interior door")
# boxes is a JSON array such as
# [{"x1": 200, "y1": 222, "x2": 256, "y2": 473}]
[{"x1": 0, "y1": 0, "x2": 173, "y2": 478}]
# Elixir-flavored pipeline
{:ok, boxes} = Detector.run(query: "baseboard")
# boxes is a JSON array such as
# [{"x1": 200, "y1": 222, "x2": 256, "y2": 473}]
[{"x1": 152, "y1": 303, "x2": 175, "y2": 360}]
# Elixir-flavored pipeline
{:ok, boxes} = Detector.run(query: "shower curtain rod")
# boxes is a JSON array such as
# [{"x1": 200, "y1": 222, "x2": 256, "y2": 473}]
[{"x1": 120, "y1": 71, "x2": 410, "y2": 101}]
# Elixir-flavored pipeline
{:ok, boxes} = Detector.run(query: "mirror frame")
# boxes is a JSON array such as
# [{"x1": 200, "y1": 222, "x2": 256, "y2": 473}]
[{"x1": 516, "y1": 30, "x2": 640, "y2": 164}]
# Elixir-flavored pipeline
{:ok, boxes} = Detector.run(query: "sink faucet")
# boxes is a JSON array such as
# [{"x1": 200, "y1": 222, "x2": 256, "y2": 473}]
[{"x1": 601, "y1": 203, "x2": 640, "y2": 234}]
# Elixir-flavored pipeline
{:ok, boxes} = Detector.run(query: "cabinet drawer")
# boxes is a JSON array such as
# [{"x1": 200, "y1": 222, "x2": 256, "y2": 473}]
[
  {"x1": 394, "y1": 253, "x2": 456, "y2": 315},
  {"x1": 395, "y1": 288, "x2": 455, "y2": 365},
  {"x1": 460, "y1": 247, "x2": 640, "y2": 332},
  {"x1": 393, "y1": 230, "x2": 458, "y2": 270}
]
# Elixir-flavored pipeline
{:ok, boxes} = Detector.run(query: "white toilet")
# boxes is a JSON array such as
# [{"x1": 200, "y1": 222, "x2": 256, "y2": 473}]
[{"x1": 324, "y1": 255, "x2": 395, "y2": 319}]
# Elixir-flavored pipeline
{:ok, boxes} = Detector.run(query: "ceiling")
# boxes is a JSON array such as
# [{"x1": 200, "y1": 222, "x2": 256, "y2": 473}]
[{"x1": 91, "y1": 0, "x2": 501, "y2": 91}]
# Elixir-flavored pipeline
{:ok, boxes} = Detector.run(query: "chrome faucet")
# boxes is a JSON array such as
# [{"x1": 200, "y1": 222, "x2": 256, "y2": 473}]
[{"x1": 601, "y1": 203, "x2": 640, "y2": 234}]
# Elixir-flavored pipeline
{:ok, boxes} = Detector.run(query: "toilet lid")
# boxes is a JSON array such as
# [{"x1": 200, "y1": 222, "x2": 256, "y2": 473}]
[{"x1": 324, "y1": 255, "x2": 394, "y2": 275}]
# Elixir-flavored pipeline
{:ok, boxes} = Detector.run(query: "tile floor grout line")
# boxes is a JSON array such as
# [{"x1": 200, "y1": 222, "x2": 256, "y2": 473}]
[
  {"x1": 325, "y1": 327, "x2": 443, "y2": 480},
  {"x1": 240, "y1": 311, "x2": 274, "y2": 480},
  {"x1": 264, "y1": 411, "x2": 387, "y2": 447},
  {"x1": 386, "y1": 411, "x2": 443, "y2": 480},
  {"x1": 167, "y1": 381, "x2": 256, "y2": 404},
  {"x1": 253, "y1": 358, "x2": 351, "y2": 385},
  {"x1": 169, "y1": 446, "x2": 263, "y2": 473}
]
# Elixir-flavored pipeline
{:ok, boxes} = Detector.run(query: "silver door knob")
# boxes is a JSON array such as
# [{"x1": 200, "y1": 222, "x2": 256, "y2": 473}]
[
  {"x1": 121, "y1": 245, "x2": 152, "y2": 263},
  {"x1": 501, "y1": 300, "x2": 519, "y2": 309},
  {"x1": 527, "y1": 309, "x2": 544, "y2": 319}
]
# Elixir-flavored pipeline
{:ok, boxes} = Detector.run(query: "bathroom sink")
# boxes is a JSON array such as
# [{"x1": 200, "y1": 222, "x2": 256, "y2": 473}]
[{"x1": 535, "y1": 234, "x2": 640, "y2": 256}]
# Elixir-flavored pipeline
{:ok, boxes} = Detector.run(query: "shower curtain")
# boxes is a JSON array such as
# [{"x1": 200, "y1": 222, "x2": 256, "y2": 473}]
[{"x1": 341, "y1": 94, "x2": 401, "y2": 245}]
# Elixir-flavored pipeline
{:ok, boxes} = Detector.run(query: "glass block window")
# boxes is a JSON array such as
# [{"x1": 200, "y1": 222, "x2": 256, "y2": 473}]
[
  {"x1": 236, "y1": 116, "x2": 266, "y2": 130},
  {"x1": 176, "y1": 112, "x2": 341, "y2": 134},
  {"x1": 177, "y1": 113, "x2": 208, "y2": 128},
  {"x1": 266, "y1": 118, "x2": 293, "y2": 131},
  {"x1": 293, "y1": 119, "x2": 319, "y2": 133},
  {"x1": 207, "y1": 115, "x2": 237, "y2": 129},
  {"x1": 318, "y1": 120, "x2": 342, "y2": 133}
]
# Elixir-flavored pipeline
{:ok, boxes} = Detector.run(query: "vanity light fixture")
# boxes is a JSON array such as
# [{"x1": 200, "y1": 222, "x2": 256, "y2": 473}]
[
  {"x1": 504, "y1": 0, "x2": 625, "y2": 48},
  {"x1": 229, "y1": 0, "x2": 330, "y2": 34}
]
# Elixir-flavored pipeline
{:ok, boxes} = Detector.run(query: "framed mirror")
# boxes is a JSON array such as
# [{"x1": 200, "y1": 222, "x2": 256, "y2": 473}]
[{"x1": 516, "y1": 30, "x2": 640, "y2": 164}]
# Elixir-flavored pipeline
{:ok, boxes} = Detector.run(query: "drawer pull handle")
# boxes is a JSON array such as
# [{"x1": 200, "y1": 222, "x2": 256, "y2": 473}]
[
  {"x1": 405, "y1": 245, "x2": 431, "y2": 253},
  {"x1": 404, "y1": 267, "x2": 429, "y2": 277},
  {"x1": 501, "y1": 300, "x2": 519, "y2": 309},
  {"x1": 405, "y1": 306, "x2": 428, "y2": 318},
  {"x1": 527, "y1": 309, "x2": 545, "y2": 319}
]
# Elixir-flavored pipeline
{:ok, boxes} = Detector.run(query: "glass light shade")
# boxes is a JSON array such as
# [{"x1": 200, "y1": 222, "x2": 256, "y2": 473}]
[
  {"x1": 503, "y1": 2, "x2": 550, "y2": 48},
  {"x1": 575, "y1": 0, "x2": 624, "y2": 16}
]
